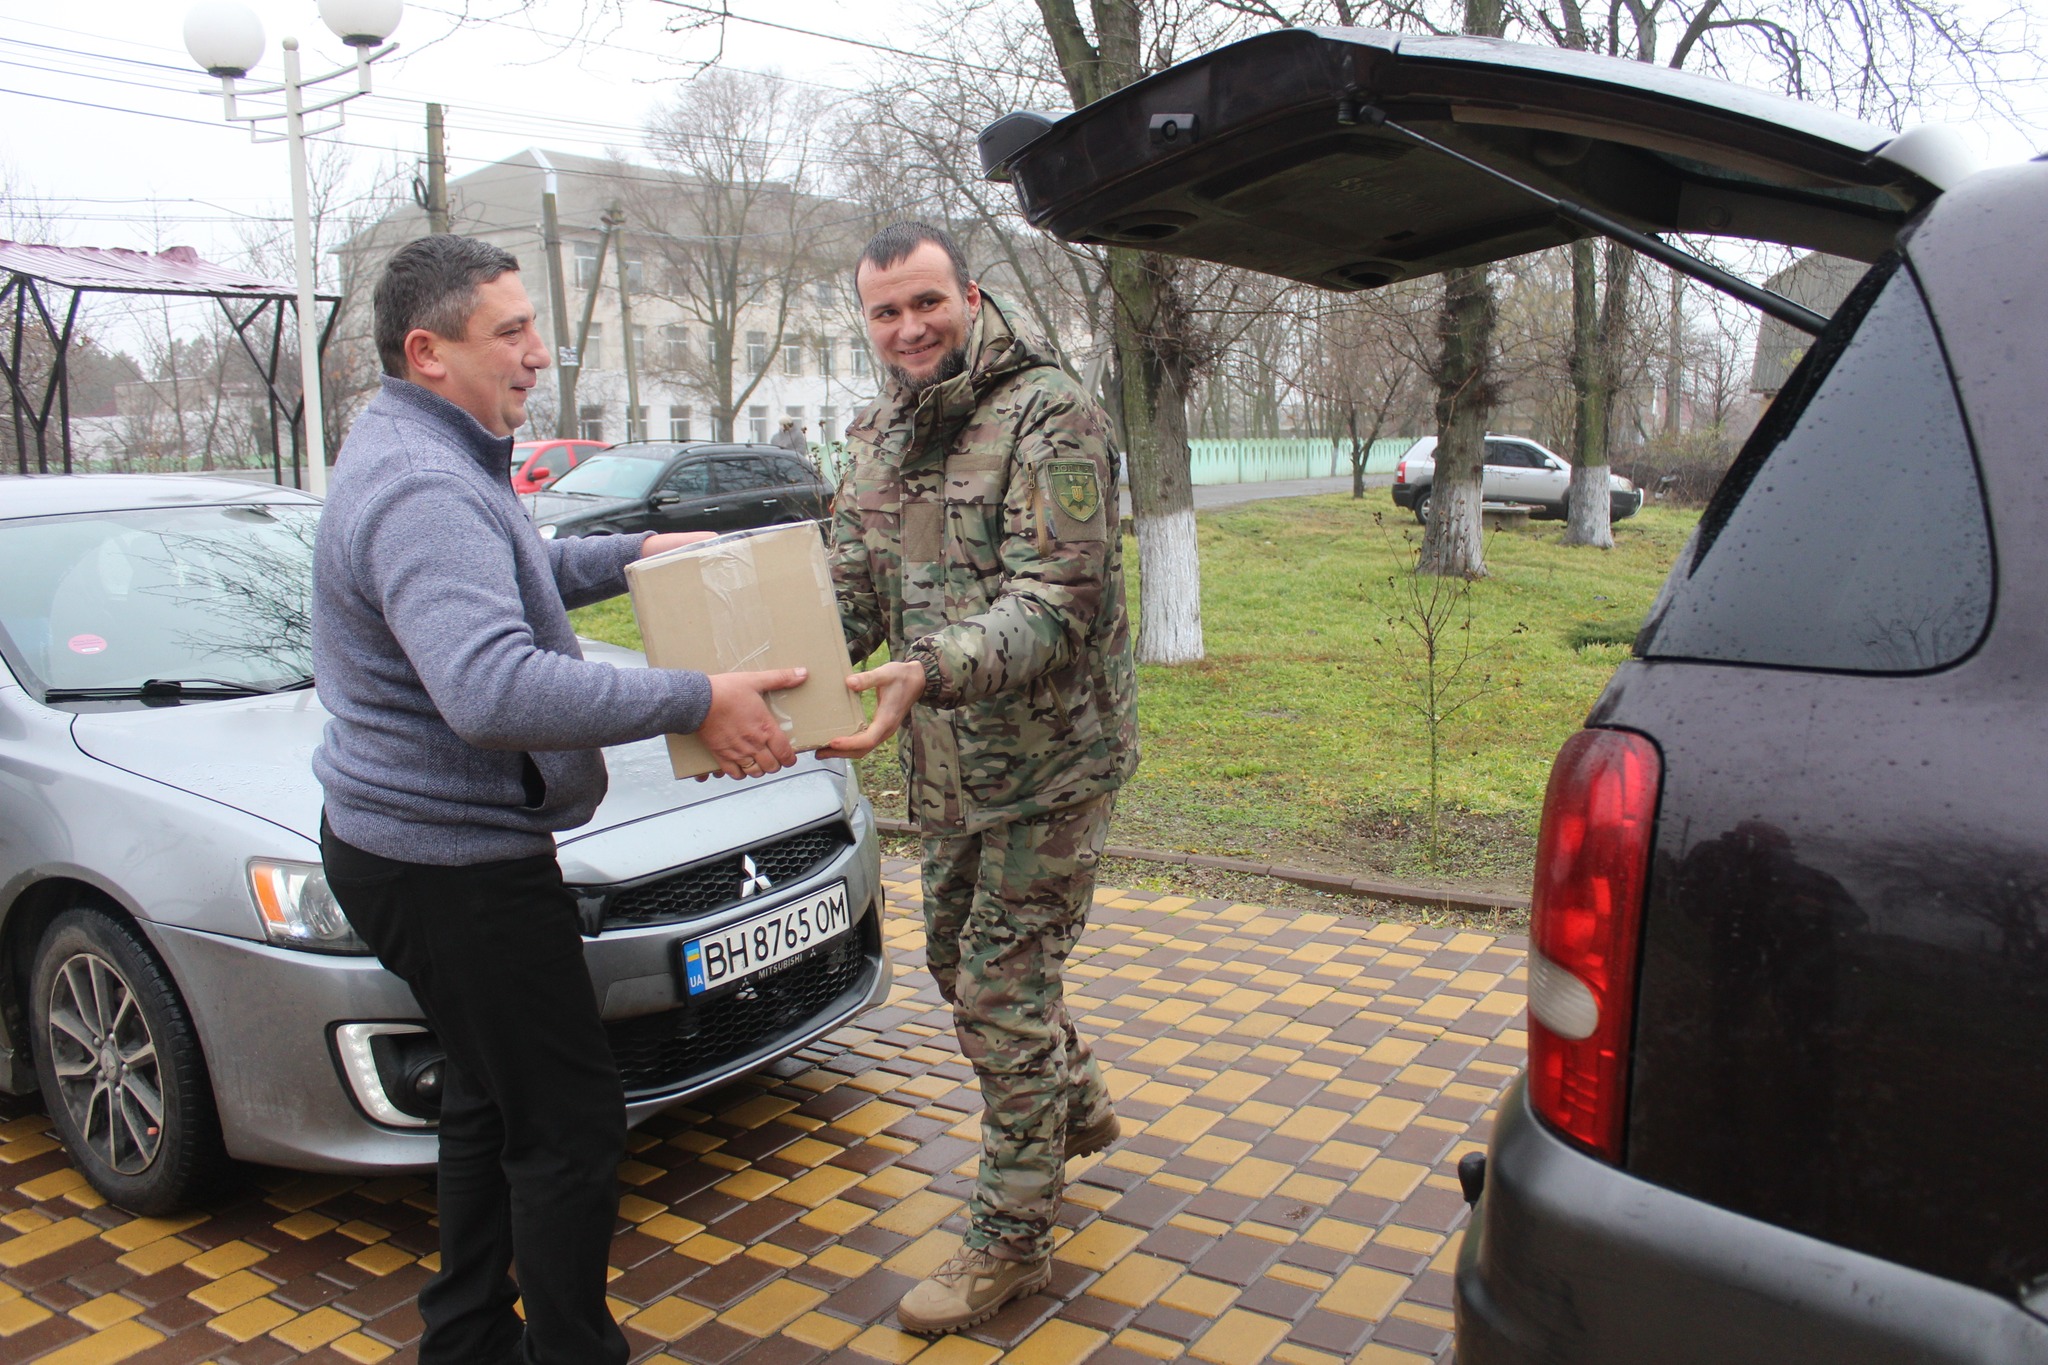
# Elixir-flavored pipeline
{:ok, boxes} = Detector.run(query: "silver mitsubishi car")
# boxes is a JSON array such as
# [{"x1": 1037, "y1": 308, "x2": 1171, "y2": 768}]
[{"x1": 0, "y1": 473, "x2": 888, "y2": 1213}]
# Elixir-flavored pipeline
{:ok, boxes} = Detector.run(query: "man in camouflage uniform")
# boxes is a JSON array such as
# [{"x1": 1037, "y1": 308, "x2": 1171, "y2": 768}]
[{"x1": 819, "y1": 222, "x2": 1138, "y2": 1334}]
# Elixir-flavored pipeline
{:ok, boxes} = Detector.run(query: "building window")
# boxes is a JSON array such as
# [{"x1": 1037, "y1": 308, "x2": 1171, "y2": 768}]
[
  {"x1": 748, "y1": 405, "x2": 768, "y2": 443},
  {"x1": 747, "y1": 331, "x2": 768, "y2": 370},
  {"x1": 670, "y1": 405, "x2": 692, "y2": 441},
  {"x1": 574, "y1": 239, "x2": 599, "y2": 289},
  {"x1": 624, "y1": 255, "x2": 645, "y2": 292},
  {"x1": 626, "y1": 404, "x2": 648, "y2": 442},
  {"x1": 629, "y1": 324, "x2": 646, "y2": 368},
  {"x1": 578, "y1": 405, "x2": 605, "y2": 441},
  {"x1": 815, "y1": 279, "x2": 835, "y2": 309},
  {"x1": 819, "y1": 405, "x2": 837, "y2": 440},
  {"x1": 783, "y1": 341, "x2": 803, "y2": 377},
  {"x1": 817, "y1": 336, "x2": 836, "y2": 379},
  {"x1": 582, "y1": 322, "x2": 602, "y2": 370},
  {"x1": 851, "y1": 344, "x2": 870, "y2": 379},
  {"x1": 662, "y1": 324, "x2": 689, "y2": 368}
]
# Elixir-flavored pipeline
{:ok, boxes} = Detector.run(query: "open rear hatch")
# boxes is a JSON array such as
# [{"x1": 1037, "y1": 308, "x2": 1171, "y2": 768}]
[{"x1": 980, "y1": 27, "x2": 1971, "y2": 293}]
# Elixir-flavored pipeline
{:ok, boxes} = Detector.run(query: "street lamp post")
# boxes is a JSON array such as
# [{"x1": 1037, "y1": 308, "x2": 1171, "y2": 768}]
[{"x1": 183, "y1": 0, "x2": 404, "y2": 496}]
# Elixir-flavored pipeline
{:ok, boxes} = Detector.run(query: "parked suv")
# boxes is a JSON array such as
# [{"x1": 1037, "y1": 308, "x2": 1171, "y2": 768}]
[
  {"x1": 0, "y1": 475, "x2": 886, "y2": 1212},
  {"x1": 984, "y1": 26, "x2": 2043, "y2": 1362},
  {"x1": 1391, "y1": 434, "x2": 1641, "y2": 524},
  {"x1": 526, "y1": 441, "x2": 830, "y2": 541}
]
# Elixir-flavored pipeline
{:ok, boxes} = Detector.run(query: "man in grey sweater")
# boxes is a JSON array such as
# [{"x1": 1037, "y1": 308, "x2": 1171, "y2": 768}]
[{"x1": 313, "y1": 234, "x2": 802, "y2": 1365}]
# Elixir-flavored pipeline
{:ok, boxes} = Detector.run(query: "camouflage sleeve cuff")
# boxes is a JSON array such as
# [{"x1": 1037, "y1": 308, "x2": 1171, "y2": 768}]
[{"x1": 905, "y1": 642, "x2": 955, "y2": 709}]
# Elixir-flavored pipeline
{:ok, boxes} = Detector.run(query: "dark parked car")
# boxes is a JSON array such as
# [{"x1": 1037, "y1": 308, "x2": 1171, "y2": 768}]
[
  {"x1": 525, "y1": 441, "x2": 830, "y2": 541},
  {"x1": 984, "y1": 27, "x2": 2048, "y2": 1363}
]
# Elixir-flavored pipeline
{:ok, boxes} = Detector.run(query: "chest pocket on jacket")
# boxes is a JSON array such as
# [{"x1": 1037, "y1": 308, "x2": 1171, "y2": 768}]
[{"x1": 943, "y1": 456, "x2": 1006, "y2": 586}]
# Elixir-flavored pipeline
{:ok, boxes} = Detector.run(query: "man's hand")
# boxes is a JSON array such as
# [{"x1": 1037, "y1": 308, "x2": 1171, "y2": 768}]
[
  {"x1": 817, "y1": 661, "x2": 926, "y2": 760},
  {"x1": 696, "y1": 668, "x2": 807, "y2": 780},
  {"x1": 641, "y1": 531, "x2": 719, "y2": 558}
]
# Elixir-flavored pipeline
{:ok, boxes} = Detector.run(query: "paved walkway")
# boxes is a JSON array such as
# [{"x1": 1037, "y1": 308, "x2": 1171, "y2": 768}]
[
  {"x1": 1119, "y1": 476, "x2": 1393, "y2": 518},
  {"x1": 0, "y1": 860, "x2": 1530, "y2": 1364}
]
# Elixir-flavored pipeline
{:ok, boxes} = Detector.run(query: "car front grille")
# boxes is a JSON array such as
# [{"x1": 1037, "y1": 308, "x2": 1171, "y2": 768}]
[
  {"x1": 586, "y1": 822, "x2": 854, "y2": 930},
  {"x1": 604, "y1": 910, "x2": 877, "y2": 1097}
]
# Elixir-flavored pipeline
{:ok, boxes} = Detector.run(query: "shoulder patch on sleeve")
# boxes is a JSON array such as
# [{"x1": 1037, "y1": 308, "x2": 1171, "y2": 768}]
[{"x1": 1041, "y1": 459, "x2": 1107, "y2": 543}]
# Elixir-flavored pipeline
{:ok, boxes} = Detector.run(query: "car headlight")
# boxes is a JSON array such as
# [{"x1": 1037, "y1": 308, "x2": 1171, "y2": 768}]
[
  {"x1": 538, "y1": 523, "x2": 559, "y2": 540},
  {"x1": 248, "y1": 860, "x2": 371, "y2": 954},
  {"x1": 839, "y1": 759, "x2": 863, "y2": 822}
]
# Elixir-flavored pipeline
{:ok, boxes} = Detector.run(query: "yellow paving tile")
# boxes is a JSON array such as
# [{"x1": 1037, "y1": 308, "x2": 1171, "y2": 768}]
[
  {"x1": 1279, "y1": 1173, "x2": 1345, "y2": 1204},
  {"x1": 271, "y1": 1212, "x2": 339, "y2": 1241},
  {"x1": 848, "y1": 1323, "x2": 928, "y2": 1362},
  {"x1": 800, "y1": 1198, "x2": 877, "y2": 1235},
  {"x1": 1214, "y1": 1157, "x2": 1292, "y2": 1199},
  {"x1": 1230, "y1": 1100, "x2": 1294, "y2": 1128},
  {"x1": 715, "y1": 1169, "x2": 788, "y2": 1201},
  {"x1": 1276, "y1": 1106, "x2": 1349, "y2": 1143},
  {"x1": 1361, "y1": 1037, "x2": 1428, "y2": 1066},
  {"x1": 3, "y1": 1209, "x2": 50, "y2": 1233},
  {"x1": 115, "y1": 1235, "x2": 197, "y2": 1277},
  {"x1": 187, "y1": 1240, "x2": 268, "y2": 1279},
  {"x1": 722, "y1": 1094, "x2": 799, "y2": 1129},
  {"x1": 1376, "y1": 1225, "x2": 1445, "y2": 1254},
  {"x1": 333, "y1": 1330, "x2": 397, "y2": 1362},
  {"x1": 861, "y1": 1167, "x2": 930, "y2": 1200},
  {"x1": 1053, "y1": 1219, "x2": 1146, "y2": 1271},
  {"x1": 335, "y1": 1220, "x2": 391, "y2": 1244},
  {"x1": 721, "y1": 1279, "x2": 827, "y2": 1335},
  {"x1": 1086, "y1": 1253, "x2": 1180, "y2": 1309},
  {"x1": 1008, "y1": 1319, "x2": 1109, "y2": 1364},
  {"x1": 617, "y1": 1194, "x2": 665, "y2": 1223},
  {"x1": 1302, "y1": 1218, "x2": 1372, "y2": 1255},
  {"x1": 677, "y1": 1232, "x2": 744, "y2": 1264},
  {"x1": 0, "y1": 1215, "x2": 97, "y2": 1267},
  {"x1": 270, "y1": 1305, "x2": 356, "y2": 1351},
  {"x1": 1183, "y1": 1134, "x2": 1252, "y2": 1164},
  {"x1": 0, "y1": 1294, "x2": 53, "y2": 1334},
  {"x1": 1189, "y1": 1309, "x2": 1290, "y2": 1364},
  {"x1": 912, "y1": 1335, "x2": 1003, "y2": 1365},
  {"x1": 1351, "y1": 1158, "x2": 1428, "y2": 1202},
  {"x1": 206, "y1": 1297, "x2": 296, "y2": 1342},
  {"x1": 627, "y1": 1295, "x2": 714, "y2": 1341},
  {"x1": 1321, "y1": 1265, "x2": 1409, "y2": 1321},
  {"x1": 19, "y1": 1167, "x2": 90, "y2": 1202},
  {"x1": 1271, "y1": 1345, "x2": 1345, "y2": 1365},
  {"x1": 1355, "y1": 1345, "x2": 1435, "y2": 1363},
  {"x1": 70, "y1": 1292, "x2": 144, "y2": 1329},
  {"x1": 787, "y1": 1310, "x2": 862, "y2": 1349},
  {"x1": 883, "y1": 1230, "x2": 960, "y2": 1279},
  {"x1": 1355, "y1": 1097, "x2": 1425, "y2": 1131},
  {"x1": 35, "y1": 1320, "x2": 164, "y2": 1364},
  {"x1": 832, "y1": 1099, "x2": 915, "y2": 1137},
  {"x1": 870, "y1": 1190, "x2": 960, "y2": 1236},
  {"x1": 1158, "y1": 1274, "x2": 1239, "y2": 1317},
  {"x1": 746, "y1": 1243, "x2": 806, "y2": 1269},
  {"x1": 347, "y1": 1243, "x2": 416, "y2": 1276},
  {"x1": 190, "y1": 1269, "x2": 278, "y2": 1313},
  {"x1": 1113, "y1": 1326, "x2": 1186, "y2": 1359},
  {"x1": 1393, "y1": 1301, "x2": 1457, "y2": 1329}
]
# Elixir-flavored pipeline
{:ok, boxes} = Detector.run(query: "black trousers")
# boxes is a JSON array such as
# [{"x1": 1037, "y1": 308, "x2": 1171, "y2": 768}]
[{"x1": 321, "y1": 819, "x2": 628, "y2": 1365}]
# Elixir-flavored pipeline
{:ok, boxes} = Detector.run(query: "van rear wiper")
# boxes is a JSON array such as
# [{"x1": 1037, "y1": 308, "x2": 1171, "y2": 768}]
[{"x1": 43, "y1": 675, "x2": 312, "y2": 703}]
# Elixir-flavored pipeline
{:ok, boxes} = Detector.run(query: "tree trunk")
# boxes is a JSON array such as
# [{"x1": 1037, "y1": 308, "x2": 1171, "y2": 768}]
[
  {"x1": 1349, "y1": 405, "x2": 1366, "y2": 499},
  {"x1": 1664, "y1": 268, "x2": 1683, "y2": 433},
  {"x1": 1563, "y1": 237, "x2": 1614, "y2": 548},
  {"x1": 1109, "y1": 246, "x2": 1202, "y2": 663},
  {"x1": 1419, "y1": 263, "x2": 1494, "y2": 578}
]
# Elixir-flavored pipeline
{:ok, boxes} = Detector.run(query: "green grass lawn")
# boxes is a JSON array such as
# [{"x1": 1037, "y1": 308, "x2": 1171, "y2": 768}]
[{"x1": 572, "y1": 493, "x2": 1698, "y2": 891}]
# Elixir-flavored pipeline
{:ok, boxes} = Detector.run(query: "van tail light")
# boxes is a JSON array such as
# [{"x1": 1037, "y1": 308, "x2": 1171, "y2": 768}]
[
  {"x1": 1395, "y1": 459, "x2": 1407, "y2": 483},
  {"x1": 1527, "y1": 728, "x2": 1660, "y2": 1164}
]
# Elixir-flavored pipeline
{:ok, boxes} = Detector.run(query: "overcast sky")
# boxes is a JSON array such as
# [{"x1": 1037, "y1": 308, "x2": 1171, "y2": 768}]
[{"x1": 2, "y1": 0, "x2": 2042, "y2": 270}]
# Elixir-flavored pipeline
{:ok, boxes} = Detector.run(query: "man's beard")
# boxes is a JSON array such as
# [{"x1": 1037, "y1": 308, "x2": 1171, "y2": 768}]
[{"x1": 887, "y1": 344, "x2": 970, "y2": 397}]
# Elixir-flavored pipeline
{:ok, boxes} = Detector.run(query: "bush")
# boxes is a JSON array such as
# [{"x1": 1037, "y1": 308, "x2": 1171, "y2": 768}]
[{"x1": 1613, "y1": 427, "x2": 1738, "y2": 507}]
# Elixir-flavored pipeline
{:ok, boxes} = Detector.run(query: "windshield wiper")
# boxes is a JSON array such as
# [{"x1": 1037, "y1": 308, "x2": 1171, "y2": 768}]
[{"x1": 44, "y1": 676, "x2": 311, "y2": 703}]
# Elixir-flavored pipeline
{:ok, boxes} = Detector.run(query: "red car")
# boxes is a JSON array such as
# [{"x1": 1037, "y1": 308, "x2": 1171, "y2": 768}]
[{"x1": 510, "y1": 438, "x2": 607, "y2": 494}]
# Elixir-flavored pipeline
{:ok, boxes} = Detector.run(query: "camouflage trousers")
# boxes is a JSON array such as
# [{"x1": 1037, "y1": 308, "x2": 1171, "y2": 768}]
[{"x1": 920, "y1": 794, "x2": 1116, "y2": 1263}]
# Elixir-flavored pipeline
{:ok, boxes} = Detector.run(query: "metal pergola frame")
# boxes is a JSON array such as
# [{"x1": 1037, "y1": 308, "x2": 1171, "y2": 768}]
[{"x1": 0, "y1": 243, "x2": 341, "y2": 487}]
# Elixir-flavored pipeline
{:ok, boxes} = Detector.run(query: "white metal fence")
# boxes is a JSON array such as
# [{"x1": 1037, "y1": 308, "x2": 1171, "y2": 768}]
[{"x1": 814, "y1": 436, "x2": 1416, "y2": 489}]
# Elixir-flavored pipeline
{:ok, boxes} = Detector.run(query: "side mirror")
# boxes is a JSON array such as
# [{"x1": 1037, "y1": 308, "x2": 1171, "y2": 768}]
[{"x1": 651, "y1": 490, "x2": 681, "y2": 507}]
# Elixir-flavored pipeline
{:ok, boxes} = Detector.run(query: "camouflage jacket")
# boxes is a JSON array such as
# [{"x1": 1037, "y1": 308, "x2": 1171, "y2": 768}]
[{"x1": 830, "y1": 296, "x2": 1139, "y2": 834}]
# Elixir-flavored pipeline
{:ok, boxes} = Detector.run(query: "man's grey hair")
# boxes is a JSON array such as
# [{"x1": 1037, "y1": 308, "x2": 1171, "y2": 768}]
[
  {"x1": 853, "y1": 221, "x2": 971, "y2": 302},
  {"x1": 375, "y1": 234, "x2": 521, "y2": 377}
]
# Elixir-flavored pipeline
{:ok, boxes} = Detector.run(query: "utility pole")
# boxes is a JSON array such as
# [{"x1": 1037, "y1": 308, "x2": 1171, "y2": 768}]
[
  {"x1": 535, "y1": 151, "x2": 575, "y2": 438},
  {"x1": 568, "y1": 214, "x2": 617, "y2": 440},
  {"x1": 611, "y1": 202, "x2": 641, "y2": 443},
  {"x1": 424, "y1": 103, "x2": 449, "y2": 233}
]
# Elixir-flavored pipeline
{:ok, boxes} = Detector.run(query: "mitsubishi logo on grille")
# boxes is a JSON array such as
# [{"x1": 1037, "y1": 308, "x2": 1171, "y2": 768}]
[{"x1": 738, "y1": 854, "x2": 773, "y2": 900}]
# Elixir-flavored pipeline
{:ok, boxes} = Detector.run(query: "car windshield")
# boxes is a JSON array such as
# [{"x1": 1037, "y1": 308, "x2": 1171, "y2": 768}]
[
  {"x1": 548, "y1": 455, "x2": 661, "y2": 499},
  {"x1": 0, "y1": 502, "x2": 318, "y2": 699}
]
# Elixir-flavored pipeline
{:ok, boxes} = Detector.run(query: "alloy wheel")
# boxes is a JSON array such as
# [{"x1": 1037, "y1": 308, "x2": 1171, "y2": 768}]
[{"x1": 45, "y1": 951, "x2": 164, "y2": 1175}]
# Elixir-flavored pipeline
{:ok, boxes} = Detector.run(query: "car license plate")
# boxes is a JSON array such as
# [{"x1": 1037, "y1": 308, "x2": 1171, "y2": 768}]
[{"x1": 675, "y1": 883, "x2": 851, "y2": 996}]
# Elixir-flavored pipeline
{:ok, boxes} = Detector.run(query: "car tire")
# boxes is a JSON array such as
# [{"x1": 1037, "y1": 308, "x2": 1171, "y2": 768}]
[
  {"x1": 1414, "y1": 487, "x2": 1433, "y2": 525},
  {"x1": 30, "y1": 906, "x2": 227, "y2": 1215}
]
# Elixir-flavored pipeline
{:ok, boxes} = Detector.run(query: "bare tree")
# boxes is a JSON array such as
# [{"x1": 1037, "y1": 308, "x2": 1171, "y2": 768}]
[{"x1": 634, "y1": 69, "x2": 839, "y2": 442}]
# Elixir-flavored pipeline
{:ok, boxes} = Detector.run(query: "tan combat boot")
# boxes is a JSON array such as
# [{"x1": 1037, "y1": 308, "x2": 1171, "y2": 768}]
[
  {"x1": 1066, "y1": 1105, "x2": 1122, "y2": 1161},
  {"x1": 897, "y1": 1247, "x2": 1052, "y2": 1334}
]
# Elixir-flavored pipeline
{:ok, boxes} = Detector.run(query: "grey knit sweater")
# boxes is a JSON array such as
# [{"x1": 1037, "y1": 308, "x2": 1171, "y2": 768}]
[{"x1": 313, "y1": 377, "x2": 712, "y2": 865}]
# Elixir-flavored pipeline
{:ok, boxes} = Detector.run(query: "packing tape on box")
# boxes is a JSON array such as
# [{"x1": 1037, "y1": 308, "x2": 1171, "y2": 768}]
[{"x1": 699, "y1": 540, "x2": 793, "y2": 732}]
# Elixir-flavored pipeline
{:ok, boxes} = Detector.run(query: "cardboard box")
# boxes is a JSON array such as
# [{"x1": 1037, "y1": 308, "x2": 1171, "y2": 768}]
[{"x1": 624, "y1": 522, "x2": 864, "y2": 779}]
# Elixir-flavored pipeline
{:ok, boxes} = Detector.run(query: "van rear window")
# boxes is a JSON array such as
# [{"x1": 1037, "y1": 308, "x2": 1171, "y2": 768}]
[{"x1": 1638, "y1": 258, "x2": 1991, "y2": 673}]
